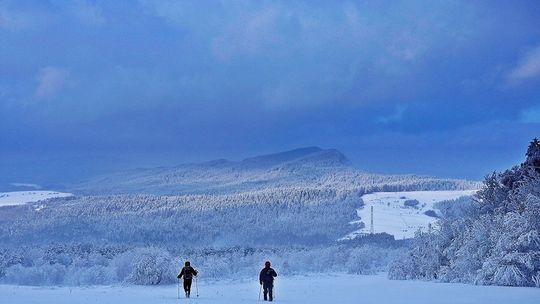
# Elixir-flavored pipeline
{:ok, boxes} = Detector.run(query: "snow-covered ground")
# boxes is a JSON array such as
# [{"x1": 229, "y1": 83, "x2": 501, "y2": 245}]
[
  {"x1": 0, "y1": 191, "x2": 72, "y2": 207},
  {"x1": 343, "y1": 190, "x2": 477, "y2": 240},
  {"x1": 1, "y1": 273, "x2": 538, "y2": 304}
]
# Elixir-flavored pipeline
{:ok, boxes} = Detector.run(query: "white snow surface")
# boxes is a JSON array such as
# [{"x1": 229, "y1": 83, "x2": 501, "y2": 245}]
[
  {"x1": 1, "y1": 273, "x2": 538, "y2": 304},
  {"x1": 344, "y1": 190, "x2": 477, "y2": 240},
  {"x1": 0, "y1": 191, "x2": 72, "y2": 207}
]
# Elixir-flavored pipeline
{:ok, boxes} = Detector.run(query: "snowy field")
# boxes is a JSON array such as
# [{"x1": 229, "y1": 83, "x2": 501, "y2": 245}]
[
  {"x1": 344, "y1": 190, "x2": 477, "y2": 240},
  {"x1": 1, "y1": 273, "x2": 538, "y2": 304},
  {"x1": 0, "y1": 191, "x2": 72, "y2": 207}
]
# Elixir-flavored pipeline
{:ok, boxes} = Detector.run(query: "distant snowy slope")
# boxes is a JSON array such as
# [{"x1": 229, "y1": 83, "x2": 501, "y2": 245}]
[
  {"x1": 342, "y1": 190, "x2": 477, "y2": 240},
  {"x1": 0, "y1": 191, "x2": 72, "y2": 207},
  {"x1": 70, "y1": 147, "x2": 479, "y2": 195}
]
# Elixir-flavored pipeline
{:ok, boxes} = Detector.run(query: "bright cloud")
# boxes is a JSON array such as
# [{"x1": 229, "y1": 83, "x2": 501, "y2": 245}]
[
  {"x1": 377, "y1": 106, "x2": 406, "y2": 124},
  {"x1": 0, "y1": 4, "x2": 31, "y2": 30},
  {"x1": 521, "y1": 106, "x2": 540, "y2": 123},
  {"x1": 67, "y1": 0, "x2": 106, "y2": 26},
  {"x1": 35, "y1": 67, "x2": 69, "y2": 100},
  {"x1": 210, "y1": 5, "x2": 280, "y2": 62},
  {"x1": 508, "y1": 45, "x2": 540, "y2": 83}
]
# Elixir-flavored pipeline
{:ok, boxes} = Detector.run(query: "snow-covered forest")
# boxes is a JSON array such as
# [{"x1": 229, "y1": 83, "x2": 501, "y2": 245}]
[
  {"x1": 0, "y1": 189, "x2": 360, "y2": 246},
  {"x1": 0, "y1": 241, "x2": 402, "y2": 286},
  {"x1": 389, "y1": 139, "x2": 540, "y2": 287},
  {"x1": 0, "y1": 147, "x2": 479, "y2": 286}
]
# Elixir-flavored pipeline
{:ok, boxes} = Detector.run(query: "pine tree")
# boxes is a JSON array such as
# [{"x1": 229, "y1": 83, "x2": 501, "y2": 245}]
[{"x1": 525, "y1": 138, "x2": 540, "y2": 171}]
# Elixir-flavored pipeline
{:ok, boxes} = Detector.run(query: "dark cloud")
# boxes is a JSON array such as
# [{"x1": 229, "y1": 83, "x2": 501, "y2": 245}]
[{"x1": 0, "y1": 0, "x2": 539, "y2": 183}]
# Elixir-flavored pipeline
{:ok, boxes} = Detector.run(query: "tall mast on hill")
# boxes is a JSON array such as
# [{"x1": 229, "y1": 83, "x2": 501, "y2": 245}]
[{"x1": 370, "y1": 206, "x2": 374, "y2": 235}]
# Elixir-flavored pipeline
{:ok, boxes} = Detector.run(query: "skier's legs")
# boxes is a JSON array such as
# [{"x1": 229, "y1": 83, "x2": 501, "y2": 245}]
[
  {"x1": 183, "y1": 279, "x2": 192, "y2": 296},
  {"x1": 263, "y1": 282, "x2": 273, "y2": 301},
  {"x1": 268, "y1": 283, "x2": 273, "y2": 301},
  {"x1": 263, "y1": 283, "x2": 268, "y2": 301}
]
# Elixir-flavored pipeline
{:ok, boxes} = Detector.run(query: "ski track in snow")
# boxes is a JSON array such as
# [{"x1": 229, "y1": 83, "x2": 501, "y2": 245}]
[
  {"x1": 0, "y1": 191, "x2": 72, "y2": 207},
  {"x1": 343, "y1": 190, "x2": 477, "y2": 240},
  {"x1": 1, "y1": 273, "x2": 538, "y2": 304}
]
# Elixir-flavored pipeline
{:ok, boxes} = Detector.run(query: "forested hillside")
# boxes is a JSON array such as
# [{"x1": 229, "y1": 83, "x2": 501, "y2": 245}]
[{"x1": 389, "y1": 139, "x2": 540, "y2": 287}]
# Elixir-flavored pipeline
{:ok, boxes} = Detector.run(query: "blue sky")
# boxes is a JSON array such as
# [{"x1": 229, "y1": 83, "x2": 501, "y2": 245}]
[{"x1": 1, "y1": 0, "x2": 540, "y2": 185}]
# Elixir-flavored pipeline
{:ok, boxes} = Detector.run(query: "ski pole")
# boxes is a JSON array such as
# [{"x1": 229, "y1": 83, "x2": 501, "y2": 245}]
[
  {"x1": 273, "y1": 278, "x2": 276, "y2": 301},
  {"x1": 258, "y1": 283, "x2": 262, "y2": 301},
  {"x1": 177, "y1": 278, "x2": 180, "y2": 299},
  {"x1": 196, "y1": 276, "x2": 199, "y2": 297}
]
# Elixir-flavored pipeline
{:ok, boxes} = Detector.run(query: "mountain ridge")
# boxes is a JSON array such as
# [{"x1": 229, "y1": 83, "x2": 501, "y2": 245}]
[{"x1": 70, "y1": 146, "x2": 478, "y2": 195}]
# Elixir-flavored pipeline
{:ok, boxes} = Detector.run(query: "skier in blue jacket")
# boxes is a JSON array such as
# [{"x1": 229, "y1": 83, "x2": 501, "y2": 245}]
[{"x1": 259, "y1": 261, "x2": 278, "y2": 301}]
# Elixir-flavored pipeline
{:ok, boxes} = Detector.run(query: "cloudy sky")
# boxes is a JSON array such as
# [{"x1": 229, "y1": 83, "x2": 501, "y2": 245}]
[{"x1": 1, "y1": 0, "x2": 540, "y2": 185}]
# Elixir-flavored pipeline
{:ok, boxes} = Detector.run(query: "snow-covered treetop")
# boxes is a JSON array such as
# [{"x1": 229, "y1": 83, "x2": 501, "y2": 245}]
[{"x1": 525, "y1": 138, "x2": 540, "y2": 171}]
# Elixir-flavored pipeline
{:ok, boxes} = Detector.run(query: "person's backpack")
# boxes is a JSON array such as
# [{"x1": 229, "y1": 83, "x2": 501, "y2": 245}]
[{"x1": 183, "y1": 266, "x2": 194, "y2": 280}]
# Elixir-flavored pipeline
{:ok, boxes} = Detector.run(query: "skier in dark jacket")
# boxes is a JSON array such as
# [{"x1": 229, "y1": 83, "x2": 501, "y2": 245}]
[
  {"x1": 259, "y1": 261, "x2": 278, "y2": 301},
  {"x1": 177, "y1": 261, "x2": 198, "y2": 298}
]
